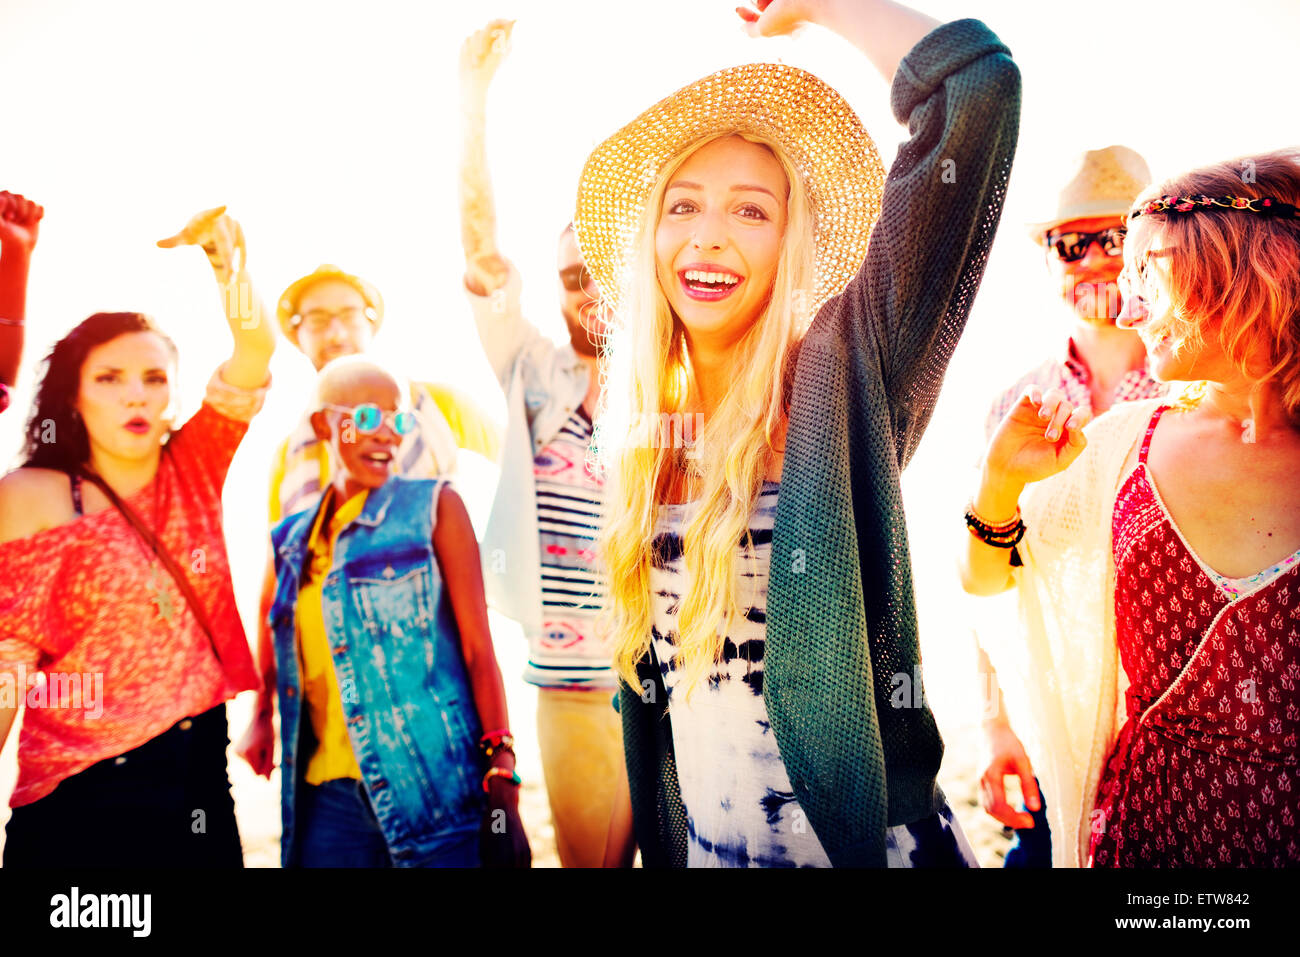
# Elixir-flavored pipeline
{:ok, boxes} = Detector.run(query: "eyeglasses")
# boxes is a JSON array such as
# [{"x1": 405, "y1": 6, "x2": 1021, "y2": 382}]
[
  {"x1": 320, "y1": 403, "x2": 418, "y2": 436},
  {"x1": 1116, "y1": 265, "x2": 1161, "y2": 322},
  {"x1": 294, "y1": 306, "x2": 375, "y2": 334},
  {"x1": 1046, "y1": 227, "x2": 1126, "y2": 263},
  {"x1": 559, "y1": 264, "x2": 597, "y2": 293}
]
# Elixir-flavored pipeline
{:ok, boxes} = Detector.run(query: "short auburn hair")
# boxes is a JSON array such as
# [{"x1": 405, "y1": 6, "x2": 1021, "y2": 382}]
[{"x1": 1127, "y1": 148, "x2": 1300, "y2": 421}]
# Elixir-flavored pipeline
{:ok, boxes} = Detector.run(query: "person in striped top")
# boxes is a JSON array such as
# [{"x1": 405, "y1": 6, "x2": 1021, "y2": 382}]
[{"x1": 459, "y1": 19, "x2": 624, "y2": 868}]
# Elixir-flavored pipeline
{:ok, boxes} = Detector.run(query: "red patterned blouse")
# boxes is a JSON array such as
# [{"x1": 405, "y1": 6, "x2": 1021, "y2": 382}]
[
  {"x1": 1094, "y1": 405, "x2": 1300, "y2": 866},
  {"x1": 0, "y1": 368, "x2": 266, "y2": 807}
]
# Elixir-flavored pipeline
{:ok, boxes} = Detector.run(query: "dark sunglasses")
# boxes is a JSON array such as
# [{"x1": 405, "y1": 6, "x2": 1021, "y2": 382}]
[
  {"x1": 321, "y1": 402, "x2": 418, "y2": 436},
  {"x1": 559, "y1": 264, "x2": 596, "y2": 292},
  {"x1": 1046, "y1": 227, "x2": 1126, "y2": 263}
]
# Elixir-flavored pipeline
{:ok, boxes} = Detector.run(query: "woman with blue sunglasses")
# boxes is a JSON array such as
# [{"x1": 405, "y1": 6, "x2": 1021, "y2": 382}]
[{"x1": 266, "y1": 355, "x2": 530, "y2": 867}]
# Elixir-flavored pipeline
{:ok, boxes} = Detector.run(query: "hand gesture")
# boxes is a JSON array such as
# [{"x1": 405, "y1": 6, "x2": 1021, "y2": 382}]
[
  {"x1": 157, "y1": 205, "x2": 246, "y2": 281},
  {"x1": 236, "y1": 708, "x2": 275, "y2": 779},
  {"x1": 984, "y1": 386, "x2": 1089, "y2": 490},
  {"x1": 0, "y1": 191, "x2": 45, "y2": 256},
  {"x1": 979, "y1": 720, "x2": 1041, "y2": 830},
  {"x1": 460, "y1": 19, "x2": 514, "y2": 90},
  {"x1": 736, "y1": 0, "x2": 821, "y2": 37}
]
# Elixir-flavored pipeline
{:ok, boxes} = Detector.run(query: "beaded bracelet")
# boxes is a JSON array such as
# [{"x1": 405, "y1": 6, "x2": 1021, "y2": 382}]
[
  {"x1": 482, "y1": 766, "x2": 522, "y2": 793},
  {"x1": 479, "y1": 730, "x2": 515, "y2": 759},
  {"x1": 965, "y1": 502, "x2": 1025, "y2": 566}
]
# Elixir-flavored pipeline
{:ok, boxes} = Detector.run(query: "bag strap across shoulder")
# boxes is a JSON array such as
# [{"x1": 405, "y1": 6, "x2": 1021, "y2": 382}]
[{"x1": 75, "y1": 464, "x2": 223, "y2": 661}]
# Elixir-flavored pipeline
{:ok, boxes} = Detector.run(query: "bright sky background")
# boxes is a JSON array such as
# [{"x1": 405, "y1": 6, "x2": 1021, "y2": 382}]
[{"x1": 3, "y1": 0, "x2": 1299, "y2": 747}]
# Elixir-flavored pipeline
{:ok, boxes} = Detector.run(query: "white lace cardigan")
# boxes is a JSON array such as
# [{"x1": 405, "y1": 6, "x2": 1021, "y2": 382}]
[{"x1": 981, "y1": 398, "x2": 1164, "y2": 867}]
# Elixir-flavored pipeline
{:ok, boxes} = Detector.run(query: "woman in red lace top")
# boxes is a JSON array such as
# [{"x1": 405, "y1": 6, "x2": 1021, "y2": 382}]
[
  {"x1": 0, "y1": 208, "x2": 274, "y2": 867},
  {"x1": 962, "y1": 149, "x2": 1300, "y2": 866}
]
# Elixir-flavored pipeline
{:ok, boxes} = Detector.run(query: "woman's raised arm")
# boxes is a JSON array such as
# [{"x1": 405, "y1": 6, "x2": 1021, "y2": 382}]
[{"x1": 158, "y1": 206, "x2": 275, "y2": 390}]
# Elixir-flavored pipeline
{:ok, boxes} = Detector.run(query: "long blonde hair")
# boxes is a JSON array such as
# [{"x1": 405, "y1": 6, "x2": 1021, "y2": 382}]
[{"x1": 595, "y1": 131, "x2": 817, "y2": 696}]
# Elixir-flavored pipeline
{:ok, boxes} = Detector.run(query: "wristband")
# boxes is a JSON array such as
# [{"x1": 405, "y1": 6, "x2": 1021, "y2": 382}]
[
  {"x1": 482, "y1": 766, "x2": 522, "y2": 793},
  {"x1": 479, "y1": 730, "x2": 515, "y2": 759},
  {"x1": 964, "y1": 502, "x2": 1025, "y2": 567}
]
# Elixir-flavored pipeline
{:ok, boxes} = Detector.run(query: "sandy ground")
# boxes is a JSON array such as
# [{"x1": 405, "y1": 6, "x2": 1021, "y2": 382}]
[
  {"x1": 0, "y1": 605, "x2": 1012, "y2": 868},
  {"x1": 220, "y1": 605, "x2": 1015, "y2": 869},
  {"x1": 223, "y1": 610, "x2": 569, "y2": 869}
]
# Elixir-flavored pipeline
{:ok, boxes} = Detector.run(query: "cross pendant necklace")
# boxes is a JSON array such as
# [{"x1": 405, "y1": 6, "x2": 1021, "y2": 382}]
[{"x1": 146, "y1": 561, "x2": 176, "y2": 623}]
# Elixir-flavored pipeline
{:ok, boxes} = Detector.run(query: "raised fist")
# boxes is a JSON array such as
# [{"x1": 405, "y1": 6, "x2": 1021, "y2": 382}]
[
  {"x1": 736, "y1": 0, "x2": 819, "y2": 38},
  {"x1": 460, "y1": 19, "x2": 514, "y2": 87},
  {"x1": 0, "y1": 191, "x2": 45, "y2": 256}
]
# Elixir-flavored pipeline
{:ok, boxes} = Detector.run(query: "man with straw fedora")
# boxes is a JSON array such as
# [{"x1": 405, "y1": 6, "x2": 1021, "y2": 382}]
[{"x1": 973, "y1": 145, "x2": 1166, "y2": 867}]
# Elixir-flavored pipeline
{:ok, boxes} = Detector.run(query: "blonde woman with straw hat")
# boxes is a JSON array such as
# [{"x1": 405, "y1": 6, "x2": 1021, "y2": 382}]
[{"x1": 579, "y1": 0, "x2": 1020, "y2": 868}]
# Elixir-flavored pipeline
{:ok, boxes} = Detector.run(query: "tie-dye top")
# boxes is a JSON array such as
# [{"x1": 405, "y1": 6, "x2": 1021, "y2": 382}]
[{"x1": 648, "y1": 481, "x2": 832, "y2": 867}]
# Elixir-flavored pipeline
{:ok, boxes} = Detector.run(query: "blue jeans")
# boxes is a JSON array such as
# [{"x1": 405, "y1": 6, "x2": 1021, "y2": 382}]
[
  {"x1": 299, "y1": 779, "x2": 393, "y2": 868},
  {"x1": 297, "y1": 779, "x2": 480, "y2": 868},
  {"x1": 1002, "y1": 776, "x2": 1052, "y2": 868}
]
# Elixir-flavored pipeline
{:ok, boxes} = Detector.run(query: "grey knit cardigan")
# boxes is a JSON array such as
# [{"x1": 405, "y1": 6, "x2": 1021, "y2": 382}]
[{"x1": 620, "y1": 18, "x2": 1022, "y2": 868}]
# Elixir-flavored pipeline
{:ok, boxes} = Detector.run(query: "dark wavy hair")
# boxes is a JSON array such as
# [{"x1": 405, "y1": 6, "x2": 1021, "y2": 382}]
[{"x1": 21, "y1": 312, "x2": 179, "y2": 472}]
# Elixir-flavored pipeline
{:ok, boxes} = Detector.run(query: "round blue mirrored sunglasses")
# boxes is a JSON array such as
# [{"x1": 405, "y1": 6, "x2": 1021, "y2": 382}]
[{"x1": 321, "y1": 402, "x2": 418, "y2": 436}]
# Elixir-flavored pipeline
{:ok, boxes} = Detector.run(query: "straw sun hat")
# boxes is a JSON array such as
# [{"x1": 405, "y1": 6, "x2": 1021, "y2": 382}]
[
  {"x1": 276, "y1": 264, "x2": 385, "y2": 341},
  {"x1": 1026, "y1": 145, "x2": 1152, "y2": 243},
  {"x1": 574, "y1": 62, "x2": 886, "y2": 316}
]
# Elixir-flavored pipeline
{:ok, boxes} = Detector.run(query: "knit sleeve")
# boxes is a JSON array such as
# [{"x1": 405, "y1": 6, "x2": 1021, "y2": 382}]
[{"x1": 842, "y1": 18, "x2": 1020, "y2": 467}]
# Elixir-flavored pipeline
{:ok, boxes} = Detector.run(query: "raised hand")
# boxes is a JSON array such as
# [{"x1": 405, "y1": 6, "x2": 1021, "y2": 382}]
[
  {"x1": 0, "y1": 191, "x2": 45, "y2": 257},
  {"x1": 159, "y1": 205, "x2": 273, "y2": 388},
  {"x1": 157, "y1": 205, "x2": 246, "y2": 282},
  {"x1": 737, "y1": 0, "x2": 941, "y2": 84},
  {"x1": 984, "y1": 386, "x2": 1090, "y2": 490},
  {"x1": 735, "y1": 0, "x2": 821, "y2": 37},
  {"x1": 460, "y1": 19, "x2": 514, "y2": 90}
]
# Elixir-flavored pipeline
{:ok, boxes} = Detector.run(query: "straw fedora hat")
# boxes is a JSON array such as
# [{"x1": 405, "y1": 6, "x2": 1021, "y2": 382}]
[
  {"x1": 276, "y1": 264, "x2": 385, "y2": 341},
  {"x1": 574, "y1": 62, "x2": 886, "y2": 316},
  {"x1": 1027, "y1": 145, "x2": 1152, "y2": 243}
]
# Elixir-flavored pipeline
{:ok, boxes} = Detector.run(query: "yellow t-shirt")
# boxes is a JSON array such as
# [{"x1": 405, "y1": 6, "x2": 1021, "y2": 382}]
[{"x1": 296, "y1": 488, "x2": 369, "y2": 784}]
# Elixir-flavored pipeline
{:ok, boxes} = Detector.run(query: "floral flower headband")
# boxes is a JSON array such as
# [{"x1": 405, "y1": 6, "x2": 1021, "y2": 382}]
[{"x1": 1129, "y1": 194, "x2": 1300, "y2": 219}]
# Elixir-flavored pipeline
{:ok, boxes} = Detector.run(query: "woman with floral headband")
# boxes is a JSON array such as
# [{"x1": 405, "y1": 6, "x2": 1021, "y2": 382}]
[
  {"x1": 579, "y1": 0, "x2": 1019, "y2": 867},
  {"x1": 961, "y1": 149, "x2": 1300, "y2": 867}
]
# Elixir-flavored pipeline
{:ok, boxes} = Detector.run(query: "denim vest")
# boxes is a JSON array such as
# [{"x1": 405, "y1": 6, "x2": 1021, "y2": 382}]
[{"x1": 269, "y1": 477, "x2": 483, "y2": 867}]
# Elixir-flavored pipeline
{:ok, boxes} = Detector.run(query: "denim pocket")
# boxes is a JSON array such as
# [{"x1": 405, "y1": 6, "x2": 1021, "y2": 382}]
[{"x1": 348, "y1": 565, "x2": 435, "y2": 650}]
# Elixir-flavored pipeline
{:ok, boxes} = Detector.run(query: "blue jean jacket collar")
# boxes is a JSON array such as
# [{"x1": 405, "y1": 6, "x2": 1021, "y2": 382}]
[{"x1": 275, "y1": 479, "x2": 400, "y2": 568}]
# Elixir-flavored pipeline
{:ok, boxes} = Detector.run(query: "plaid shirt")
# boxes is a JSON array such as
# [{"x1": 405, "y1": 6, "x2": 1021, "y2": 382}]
[{"x1": 985, "y1": 338, "x2": 1167, "y2": 440}]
